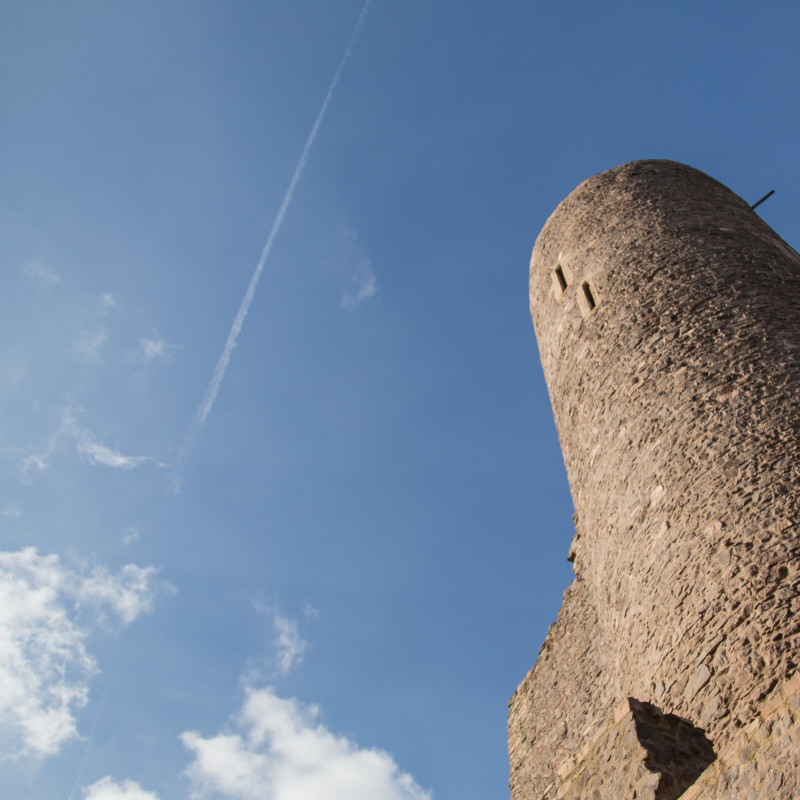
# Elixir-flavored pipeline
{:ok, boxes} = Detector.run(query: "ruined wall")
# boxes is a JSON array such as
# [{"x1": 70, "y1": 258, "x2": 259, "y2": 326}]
[{"x1": 509, "y1": 160, "x2": 800, "y2": 799}]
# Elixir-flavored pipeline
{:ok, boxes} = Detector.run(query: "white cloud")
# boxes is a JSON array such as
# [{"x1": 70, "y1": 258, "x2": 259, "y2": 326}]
[
  {"x1": 3, "y1": 504, "x2": 22, "y2": 518},
  {"x1": 181, "y1": 687, "x2": 431, "y2": 800},
  {"x1": 122, "y1": 528, "x2": 140, "y2": 545},
  {"x1": 75, "y1": 563, "x2": 173, "y2": 627},
  {"x1": 62, "y1": 411, "x2": 149, "y2": 470},
  {"x1": 140, "y1": 336, "x2": 181, "y2": 362},
  {"x1": 342, "y1": 256, "x2": 378, "y2": 308},
  {"x1": 22, "y1": 413, "x2": 154, "y2": 477},
  {"x1": 22, "y1": 454, "x2": 49, "y2": 473},
  {"x1": 23, "y1": 433, "x2": 59, "y2": 476},
  {"x1": 0, "y1": 548, "x2": 168, "y2": 759},
  {"x1": 83, "y1": 776, "x2": 162, "y2": 800},
  {"x1": 76, "y1": 438, "x2": 148, "y2": 469},
  {"x1": 244, "y1": 608, "x2": 310, "y2": 683},
  {"x1": 24, "y1": 261, "x2": 61, "y2": 285},
  {"x1": 273, "y1": 616, "x2": 309, "y2": 676},
  {"x1": 0, "y1": 549, "x2": 94, "y2": 759}
]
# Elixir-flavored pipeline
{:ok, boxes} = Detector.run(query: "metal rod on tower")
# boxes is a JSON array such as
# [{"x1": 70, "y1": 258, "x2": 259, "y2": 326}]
[{"x1": 751, "y1": 189, "x2": 775, "y2": 210}]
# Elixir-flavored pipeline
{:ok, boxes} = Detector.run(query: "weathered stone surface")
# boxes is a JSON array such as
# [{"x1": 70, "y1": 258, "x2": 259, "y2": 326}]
[
  {"x1": 554, "y1": 698, "x2": 715, "y2": 800},
  {"x1": 510, "y1": 160, "x2": 800, "y2": 799}
]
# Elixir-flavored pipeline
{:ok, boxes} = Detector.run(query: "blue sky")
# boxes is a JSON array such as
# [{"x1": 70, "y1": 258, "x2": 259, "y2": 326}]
[{"x1": 2, "y1": 1, "x2": 799, "y2": 798}]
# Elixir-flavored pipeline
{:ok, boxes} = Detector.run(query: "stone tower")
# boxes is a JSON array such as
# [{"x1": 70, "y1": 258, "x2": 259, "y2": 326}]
[{"x1": 509, "y1": 160, "x2": 800, "y2": 800}]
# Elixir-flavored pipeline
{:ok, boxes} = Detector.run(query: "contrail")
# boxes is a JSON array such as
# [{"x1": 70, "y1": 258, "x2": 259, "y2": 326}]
[
  {"x1": 176, "y1": 1, "x2": 371, "y2": 473},
  {"x1": 67, "y1": 690, "x2": 106, "y2": 800}
]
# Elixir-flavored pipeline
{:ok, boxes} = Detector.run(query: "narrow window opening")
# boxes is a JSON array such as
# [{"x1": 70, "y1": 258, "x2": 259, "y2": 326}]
[
  {"x1": 555, "y1": 265, "x2": 568, "y2": 292},
  {"x1": 582, "y1": 281, "x2": 596, "y2": 312}
]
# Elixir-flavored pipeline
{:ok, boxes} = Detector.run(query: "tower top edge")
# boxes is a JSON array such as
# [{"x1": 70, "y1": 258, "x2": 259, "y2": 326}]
[
  {"x1": 531, "y1": 160, "x2": 753, "y2": 263},
  {"x1": 567, "y1": 158, "x2": 732, "y2": 197}
]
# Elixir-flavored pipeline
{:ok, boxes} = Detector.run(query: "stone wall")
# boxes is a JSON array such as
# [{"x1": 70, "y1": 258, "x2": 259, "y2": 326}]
[
  {"x1": 684, "y1": 672, "x2": 800, "y2": 800},
  {"x1": 555, "y1": 697, "x2": 715, "y2": 800},
  {"x1": 510, "y1": 161, "x2": 800, "y2": 799}
]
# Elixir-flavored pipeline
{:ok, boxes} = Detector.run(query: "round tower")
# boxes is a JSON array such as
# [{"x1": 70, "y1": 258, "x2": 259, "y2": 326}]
[{"x1": 510, "y1": 160, "x2": 800, "y2": 800}]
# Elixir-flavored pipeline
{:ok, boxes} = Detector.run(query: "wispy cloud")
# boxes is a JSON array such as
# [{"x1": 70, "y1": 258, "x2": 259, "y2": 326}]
[
  {"x1": 62, "y1": 411, "x2": 149, "y2": 470},
  {"x1": 245, "y1": 607, "x2": 310, "y2": 682},
  {"x1": 273, "y1": 615, "x2": 309, "y2": 675},
  {"x1": 73, "y1": 329, "x2": 108, "y2": 362},
  {"x1": 77, "y1": 438, "x2": 147, "y2": 469},
  {"x1": 3, "y1": 505, "x2": 22, "y2": 518},
  {"x1": 180, "y1": 685, "x2": 431, "y2": 800},
  {"x1": 122, "y1": 528, "x2": 140, "y2": 546},
  {"x1": 342, "y1": 255, "x2": 379, "y2": 308},
  {"x1": 24, "y1": 261, "x2": 61, "y2": 285},
  {"x1": 22, "y1": 433, "x2": 59, "y2": 476},
  {"x1": 339, "y1": 228, "x2": 379, "y2": 308},
  {"x1": 140, "y1": 336, "x2": 181, "y2": 362},
  {"x1": 0, "y1": 548, "x2": 169, "y2": 759},
  {"x1": 176, "y1": 0, "x2": 372, "y2": 474},
  {"x1": 22, "y1": 453, "x2": 50, "y2": 473},
  {"x1": 22, "y1": 412, "x2": 157, "y2": 478},
  {"x1": 99, "y1": 293, "x2": 116, "y2": 311},
  {"x1": 69, "y1": 296, "x2": 118, "y2": 360},
  {"x1": 75, "y1": 562, "x2": 174, "y2": 628}
]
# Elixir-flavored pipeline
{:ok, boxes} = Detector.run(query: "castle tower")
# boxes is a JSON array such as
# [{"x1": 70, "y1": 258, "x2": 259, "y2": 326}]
[{"x1": 509, "y1": 160, "x2": 800, "y2": 800}]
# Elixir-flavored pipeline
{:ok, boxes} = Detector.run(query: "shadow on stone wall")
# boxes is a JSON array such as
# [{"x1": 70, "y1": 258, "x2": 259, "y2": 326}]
[
  {"x1": 629, "y1": 698, "x2": 715, "y2": 800},
  {"x1": 555, "y1": 698, "x2": 715, "y2": 800}
]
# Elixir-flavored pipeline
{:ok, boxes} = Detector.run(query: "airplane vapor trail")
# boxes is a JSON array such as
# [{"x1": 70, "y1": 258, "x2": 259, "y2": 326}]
[
  {"x1": 176, "y1": 1, "x2": 371, "y2": 472},
  {"x1": 67, "y1": 690, "x2": 107, "y2": 800}
]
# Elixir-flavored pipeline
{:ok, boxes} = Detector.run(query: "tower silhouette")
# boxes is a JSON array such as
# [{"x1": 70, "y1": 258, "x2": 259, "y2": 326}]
[{"x1": 509, "y1": 160, "x2": 800, "y2": 800}]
